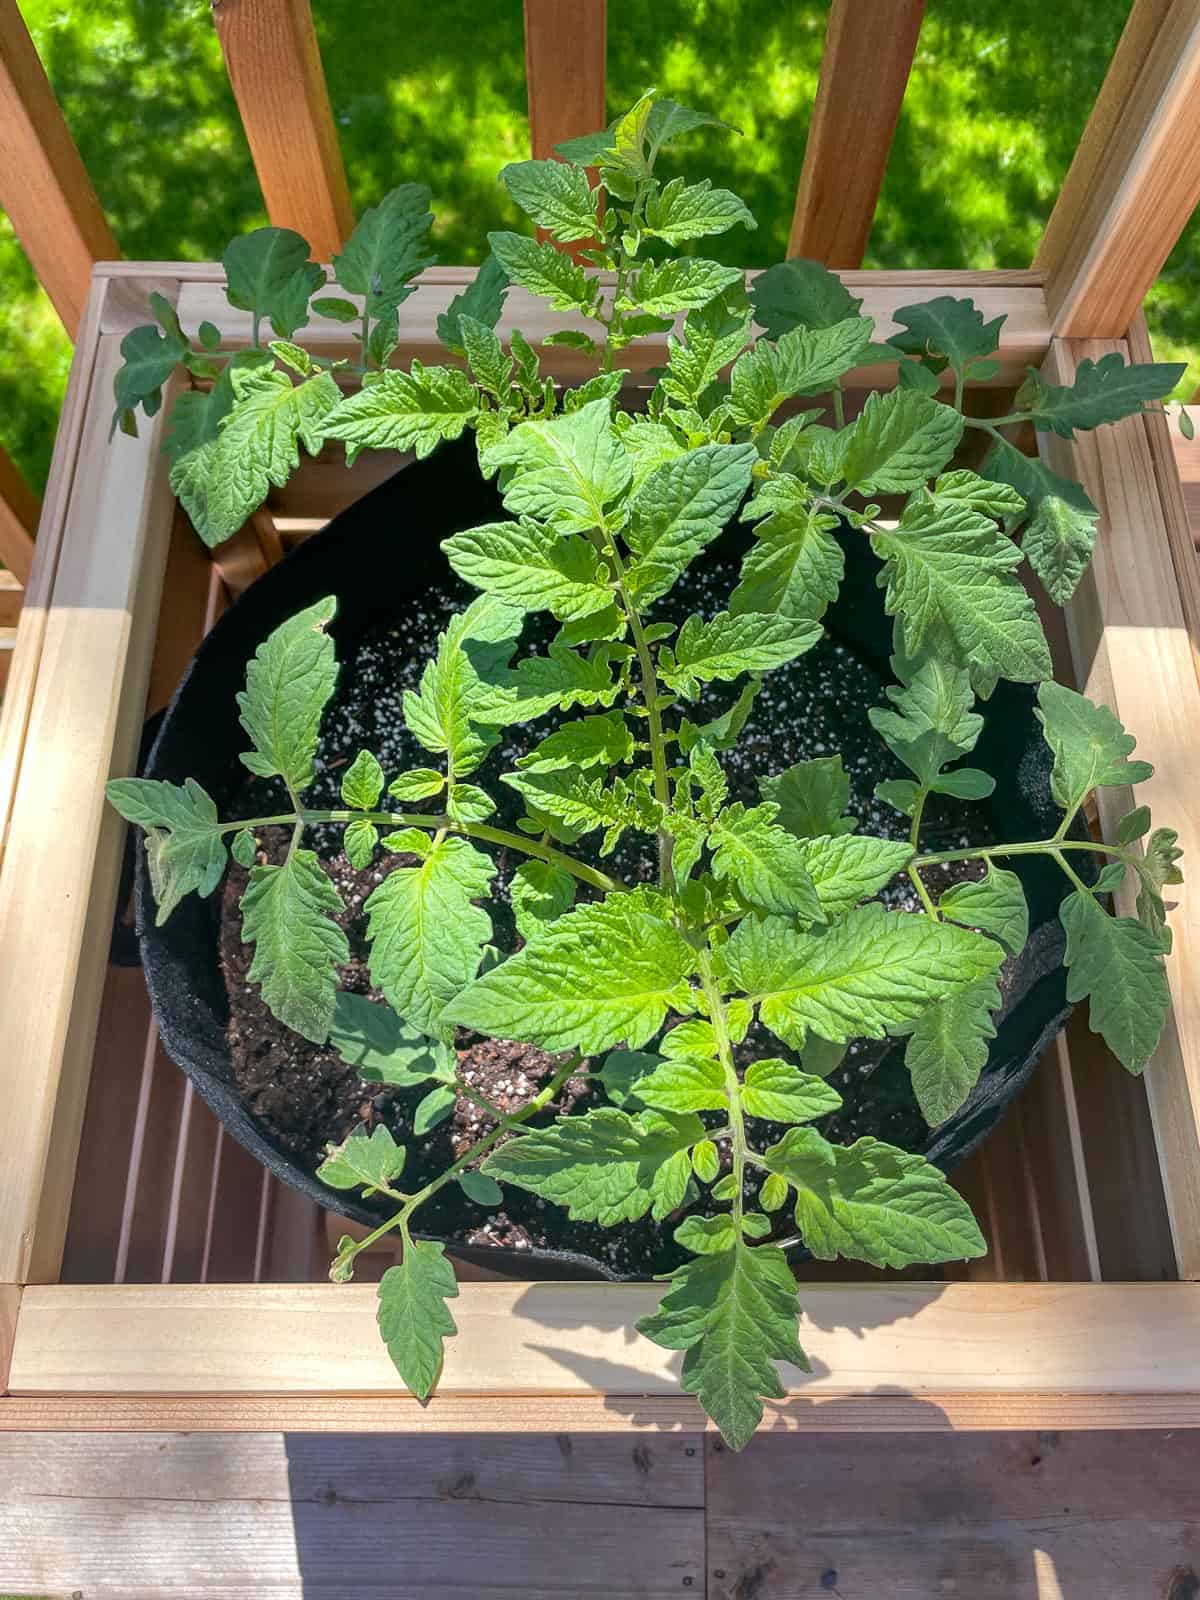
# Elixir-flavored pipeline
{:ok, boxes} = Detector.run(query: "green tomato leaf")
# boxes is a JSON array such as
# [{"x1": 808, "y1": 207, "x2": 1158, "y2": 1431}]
[
  {"x1": 622, "y1": 257, "x2": 742, "y2": 317},
  {"x1": 344, "y1": 818, "x2": 377, "y2": 868},
  {"x1": 333, "y1": 183, "x2": 435, "y2": 319},
  {"x1": 403, "y1": 594, "x2": 523, "y2": 776},
  {"x1": 660, "y1": 610, "x2": 822, "y2": 695},
  {"x1": 111, "y1": 318, "x2": 188, "y2": 431},
  {"x1": 1022, "y1": 495, "x2": 1098, "y2": 604},
  {"x1": 625, "y1": 443, "x2": 756, "y2": 607},
  {"x1": 841, "y1": 389, "x2": 964, "y2": 494},
  {"x1": 749, "y1": 258, "x2": 862, "y2": 338},
  {"x1": 241, "y1": 849, "x2": 348, "y2": 1043},
  {"x1": 692, "y1": 1138, "x2": 721, "y2": 1184},
  {"x1": 443, "y1": 518, "x2": 611, "y2": 621},
  {"x1": 415, "y1": 1082, "x2": 456, "y2": 1134},
  {"x1": 488, "y1": 229, "x2": 600, "y2": 314},
  {"x1": 708, "y1": 802, "x2": 824, "y2": 921},
  {"x1": 231, "y1": 827, "x2": 257, "y2": 868},
  {"x1": 939, "y1": 863, "x2": 1028, "y2": 953},
  {"x1": 675, "y1": 1214, "x2": 738, "y2": 1254},
  {"x1": 106, "y1": 775, "x2": 227, "y2": 924},
  {"x1": 460, "y1": 1170, "x2": 504, "y2": 1207},
  {"x1": 500, "y1": 159, "x2": 599, "y2": 242},
  {"x1": 658, "y1": 298, "x2": 753, "y2": 409},
  {"x1": 905, "y1": 975, "x2": 1000, "y2": 1125},
  {"x1": 474, "y1": 640, "x2": 620, "y2": 725},
  {"x1": 1036, "y1": 681, "x2": 1154, "y2": 816},
  {"x1": 726, "y1": 318, "x2": 872, "y2": 429},
  {"x1": 630, "y1": 1054, "x2": 728, "y2": 1113},
  {"x1": 741, "y1": 1060, "x2": 843, "y2": 1123},
  {"x1": 365, "y1": 836, "x2": 495, "y2": 1040},
  {"x1": 341, "y1": 749, "x2": 385, "y2": 811},
  {"x1": 1017, "y1": 351, "x2": 1185, "y2": 438},
  {"x1": 510, "y1": 859, "x2": 576, "y2": 941},
  {"x1": 928, "y1": 468, "x2": 1025, "y2": 520},
  {"x1": 1060, "y1": 889, "x2": 1171, "y2": 1073},
  {"x1": 446, "y1": 782, "x2": 495, "y2": 823},
  {"x1": 377, "y1": 1240, "x2": 459, "y2": 1400},
  {"x1": 870, "y1": 499, "x2": 1052, "y2": 691},
  {"x1": 637, "y1": 1238, "x2": 809, "y2": 1451},
  {"x1": 869, "y1": 647, "x2": 982, "y2": 782},
  {"x1": 317, "y1": 1124, "x2": 406, "y2": 1193},
  {"x1": 487, "y1": 399, "x2": 630, "y2": 536},
  {"x1": 223, "y1": 226, "x2": 324, "y2": 338},
  {"x1": 516, "y1": 710, "x2": 633, "y2": 774},
  {"x1": 760, "y1": 756, "x2": 856, "y2": 840},
  {"x1": 445, "y1": 886, "x2": 697, "y2": 1053},
  {"x1": 732, "y1": 480, "x2": 843, "y2": 622},
  {"x1": 328, "y1": 990, "x2": 449, "y2": 1086},
  {"x1": 979, "y1": 434, "x2": 1097, "y2": 528},
  {"x1": 1135, "y1": 826, "x2": 1184, "y2": 944},
  {"x1": 457, "y1": 315, "x2": 514, "y2": 399},
  {"x1": 764, "y1": 1127, "x2": 986, "y2": 1268},
  {"x1": 388, "y1": 768, "x2": 446, "y2": 801},
  {"x1": 889, "y1": 296, "x2": 1004, "y2": 381},
  {"x1": 503, "y1": 768, "x2": 660, "y2": 853},
  {"x1": 325, "y1": 362, "x2": 479, "y2": 464},
  {"x1": 311, "y1": 295, "x2": 360, "y2": 324},
  {"x1": 481, "y1": 1105, "x2": 704, "y2": 1224},
  {"x1": 236, "y1": 596, "x2": 338, "y2": 793},
  {"x1": 793, "y1": 834, "x2": 914, "y2": 920},
  {"x1": 644, "y1": 176, "x2": 756, "y2": 243},
  {"x1": 204, "y1": 364, "x2": 341, "y2": 544},
  {"x1": 716, "y1": 902, "x2": 1003, "y2": 1049},
  {"x1": 436, "y1": 255, "x2": 510, "y2": 353}
]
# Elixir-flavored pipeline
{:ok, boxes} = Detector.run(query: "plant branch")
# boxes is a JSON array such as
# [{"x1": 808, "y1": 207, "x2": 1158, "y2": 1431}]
[
  {"x1": 224, "y1": 808, "x2": 625, "y2": 894},
  {"x1": 698, "y1": 947, "x2": 746, "y2": 1228}
]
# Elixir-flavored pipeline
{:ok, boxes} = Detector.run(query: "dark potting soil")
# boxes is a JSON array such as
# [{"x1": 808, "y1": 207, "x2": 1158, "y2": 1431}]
[{"x1": 217, "y1": 552, "x2": 996, "y2": 1275}]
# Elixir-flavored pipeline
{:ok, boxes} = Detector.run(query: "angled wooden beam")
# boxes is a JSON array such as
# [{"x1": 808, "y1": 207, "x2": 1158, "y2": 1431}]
[
  {"x1": 523, "y1": 0, "x2": 607, "y2": 162},
  {"x1": 0, "y1": 449, "x2": 37, "y2": 586},
  {"x1": 0, "y1": 0, "x2": 119, "y2": 335},
  {"x1": 1036, "y1": 0, "x2": 1200, "y2": 335},
  {"x1": 788, "y1": 0, "x2": 926, "y2": 267},
  {"x1": 212, "y1": 0, "x2": 353, "y2": 260}
]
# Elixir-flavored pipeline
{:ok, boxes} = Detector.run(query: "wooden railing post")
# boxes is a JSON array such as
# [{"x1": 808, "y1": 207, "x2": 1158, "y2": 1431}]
[
  {"x1": 0, "y1": 0, "x2": 119, "y2": 335},
  {"x1": 0, "y1": 450, "x2": 37, "y2": 588},
  {"x1": 522, "y1": 0, "x2": 607, "y2": 162},
  {"x1": 212, "y1": 0, "x2": 354, "y2": 260},
  {"x1": 788, "y1": 0, "x2": 926, "y2": 267},
  {"x1": 1036, "y1": 0, "x2": 1200, "y2": 335}
]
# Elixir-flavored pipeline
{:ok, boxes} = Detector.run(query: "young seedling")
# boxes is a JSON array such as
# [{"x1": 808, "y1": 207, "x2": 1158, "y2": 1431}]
[{"x1": 109, "y1": 92, "x2": 1184, "y2": 1449}]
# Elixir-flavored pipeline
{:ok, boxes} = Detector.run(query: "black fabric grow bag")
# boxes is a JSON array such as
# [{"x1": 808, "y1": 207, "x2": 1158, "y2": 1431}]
[{"x1": 135, "y1": 437, "x2": 1077, "y2": 1281}]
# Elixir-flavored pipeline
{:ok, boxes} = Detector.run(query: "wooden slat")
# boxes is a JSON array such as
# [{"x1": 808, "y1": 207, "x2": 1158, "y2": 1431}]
[
  {"x1": 523, "y1": 0, "x2": 606, "y2": 160},
  {"x1": 0, "y1": 1432, "x2": 705, "y2": 1599},
  {"x1": 1019, "y1": 1038, "x2": 1102, "y2": 1282},
  {"x1": 0, "y1": 570, "x2": 21, "y2": 628},
  {"x1": 0, "y1": 1285, "x2": 17, "y2": 1394},
  {"x1": 0, "y1": 275, "x2": 139, "y2": 868},
  {"x1": 0, "y1": 0, "x2": 119, "y2": 334},
  {"x1": 0, "y1": 338, "x2": 180, "y2": 1286},
  {"x1": 175, "y1": 270, "x2": 1051, "y2": 386},
  {"x1": 10, "y1": 1282, "x2": 1200, "y2": 1399},
  {"x1": 212, "y1": 0, "x2": 353, "y2": 260},
  {"x1": 1036, "y1": 0, "x2": 1200, "y2": 335},
  {"x1": 788, "y1": 0, "x2": 925, "y2": 266},
  {"x1": 4, "y1": 1390, "x2": 1200, "y2": 1435},
  {"x1": 1040, "y1": 336, "x2": 1200, "y2": 1276},
  {"x1": 0, "y1": 446, "x2": 37, "y2": 584},
  {"x1": 706, "y1": 1430, "x2": 1200, "y2": 1598}
]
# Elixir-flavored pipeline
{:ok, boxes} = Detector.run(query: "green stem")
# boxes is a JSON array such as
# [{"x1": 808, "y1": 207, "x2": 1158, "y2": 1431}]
[
  {"x1": 832, "y1": 385, "x2": 845, "y2": 430},
  {"x1": 698, "y1": 947, "x2": 746, "y2": 1228},
  {"x1": 913, "y1": 835, "x2": 1131, "y2": 872},
  {"x1": 906, "y1": 786, "x2": 938, "y2": 919},
  {"x1": 336, "y1": 1053, "x2": 583, "y2": 1274},
  {"x1": 223, "y1": 808, "x2": 624, "y2": 894}
]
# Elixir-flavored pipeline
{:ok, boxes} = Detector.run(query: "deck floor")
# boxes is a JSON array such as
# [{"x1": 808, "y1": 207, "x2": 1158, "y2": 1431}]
[{"x1": 2, "y1": 1427, "x2": 1198, "y2": 1597}]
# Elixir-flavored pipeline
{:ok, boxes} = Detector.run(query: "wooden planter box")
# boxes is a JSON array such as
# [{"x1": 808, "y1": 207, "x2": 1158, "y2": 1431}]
[{"x1": 1, "y1": 260, "x2": 1199, "y2": 1438}]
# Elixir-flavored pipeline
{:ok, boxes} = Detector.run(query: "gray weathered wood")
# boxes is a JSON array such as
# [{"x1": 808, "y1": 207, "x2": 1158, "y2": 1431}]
[{"x1": 0, "y1": 1431, "x2": 705, "y2": 1596}]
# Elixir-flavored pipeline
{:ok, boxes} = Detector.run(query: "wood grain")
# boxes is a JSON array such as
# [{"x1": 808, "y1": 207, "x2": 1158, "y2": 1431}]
[
  {"x1": 212, "y1": 0, "x2": 353, "y2": 260},
  {"x1": 0, "y1": 445, "x2": 37, "y2": 584},
  {"x1": 0, "y1": 1431, "x2": 705, "y2": 1598},
  {"x1": 523, "y1": 0, "x2": 606, "y2": 160},
  {"x1": 0, "y1": 339, "x2": 179, "y2": 1285},
  {"x1": 706, "y1": 1429, "x2": 1200, "y2": 1599},
  {"x1": 0, "y1": 0, "x2": 119, "y2": 333},
  {"x1": 0, "y1": 1285, "x2": 18, "y2": 1394},
  {"x1": 9, "y1": 1282, "x2": 1200, "y2": 1398},
  {"x1": 1037, "y1": 0, "x2": 1200, "y2": 334},
  {"x1": 789, "y1": 0, "x2": 925, "y2": 266},
  {"x1": 1040, "y1": 338, "x2": 1200, "y2": 1276}
]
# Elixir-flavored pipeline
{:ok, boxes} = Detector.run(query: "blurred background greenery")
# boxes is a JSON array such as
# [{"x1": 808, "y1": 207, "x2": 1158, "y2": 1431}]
[{"x1": 4, "y1": 0, "x2": 1196, "y2": 495}]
